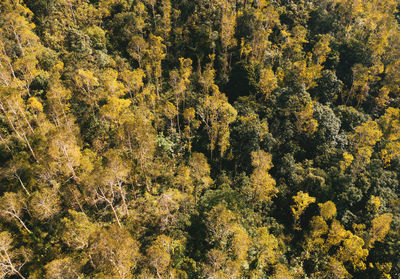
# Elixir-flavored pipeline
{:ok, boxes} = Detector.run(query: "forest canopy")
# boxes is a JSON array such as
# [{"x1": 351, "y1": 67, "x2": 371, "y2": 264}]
[{"x1": 0, "y1": 0, "x2": 400, "y2": 278}]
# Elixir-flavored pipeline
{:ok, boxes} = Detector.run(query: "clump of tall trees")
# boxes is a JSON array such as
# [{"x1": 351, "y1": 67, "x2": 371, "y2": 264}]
[{"x1": 0, "y1": 0, "x2": 400, "y2": 278}]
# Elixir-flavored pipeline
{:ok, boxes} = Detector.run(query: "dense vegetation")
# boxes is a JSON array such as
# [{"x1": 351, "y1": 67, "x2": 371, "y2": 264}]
[{"x1": 1, "y1": 0, "x2": 400, "y2": 278}]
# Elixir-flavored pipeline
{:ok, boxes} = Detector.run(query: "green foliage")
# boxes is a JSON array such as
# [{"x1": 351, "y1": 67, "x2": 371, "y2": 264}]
[{"x1": 0, "y1": 0, "x2": 399, "y2": 277}]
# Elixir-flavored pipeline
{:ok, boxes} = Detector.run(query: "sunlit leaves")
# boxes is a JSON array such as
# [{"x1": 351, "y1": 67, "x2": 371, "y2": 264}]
[
  {"x1": 291, "y1": 191, "x2": 316, "y2": 230},
  {"x1": 247, "y1": 150, "x2": 277, "y2": 204},
  {"x1": 198, "y1": 87, "x2": 237, "y2": 157}
]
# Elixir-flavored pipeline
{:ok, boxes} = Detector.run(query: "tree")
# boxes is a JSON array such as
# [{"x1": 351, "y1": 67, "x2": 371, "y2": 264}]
[
  {"x1": 248, "y1": 0, "x2": 280, "y2": 61},
  {"x1": 169, "y1": 57, "x2": 192, "y2": 132},
  {"x1": 74, "y1": 69, "x2": 100, "y2": 108},
  {"x1": 100, "y1": 96, "x2": 131, "y2": 123},
  {"x1": 128, "y1": 35, "x2": 148, "y2": 68},
  {"x1": 350, "y1": 120, "x2": 383, "y2": 171},
  {"x1": 325, "y1": 257, "x2": 351, "y2": 279},
  {"x1": 378, "y1": 107, "x2": 400, "y2": 141},
  {"x1": 0, "y1": 231, "x2": 29, "y2": 279},
  {"x1": 0, "y1": 88, "x2": 39, "y2": 161},
  {"x1": 47, "y1": 125, "x2": 82, "y2": 180},
  {"x1": 61, "y1": 210, "x2": 97, "y2": 250},
  {"x1": 198, "y1": 86, "x2": 237, "y2": 158},
  {"x1": 29, "y1": 187, "x2": 61, "y2": 221},
  {"x1": 319, "y1": 201, "x2": 337, "y2": 221},
  {"x1": 182, "y1": 107, "x2": 201, "y2": 151},
  {"x1": 121, "y1": 105, "x2": 157, "y2": 191},
  {"x1": 340, "y1": 152, "x2": 354, "y2": 172},
  {"x1": 338, "y1": 234, "x2": 368, "y2": 270},
  {"x1": 89, "y1": 225, "x2": 140, "y2": 278},
  {"x1": 0, "y1": 0, "x2": 43, "y2": 90},
  {"x1": 146, "y1": 235, "x2": 175, "y2": 278},
  {"x1": 291, "y1": 191, "x2": 316, "y2": 230},
  {"x1": 246, "y1": 150, "x2": 277, "y2": 204},
  {"x1": 44, "y1": 257, "x2": 81, "y2": 279},
  {"x1": 0, "y1": 192, "x2": 31, "y2": 233},
  {"x1": 326, "y1": 220, "x2": 350, "y2": 249},
  {"x1": 144, "y1": 34, "x2": 166, "y2": 96},
  {"x1": 120, "y1": 68, "x2": 145, "y2": 97},
  {"x1": 155, "y1": 0, "x2": 172, "y2": 40},
  {"x1": 258, "y1": 67, "x2": 278, "y2": 100},
  {"x1": 204, "y1": 203, "x2": 250, "y2": 277},
  {"x1": 294, "y1": 101, "x2": 319, "y2": 136},
  {"x1": 270, "y1": 264, "x2": 293, "y2": 279},
  {"x1": 0, "y1": 0, "x2": 400, "y2": 277},
  {"x1": 367, "y1": 213, "x2": 393, "y2": 248},
  {"x1": 252, "y1": 227, "x2": 279, "y2": 274},
  {"x1": 219, "y1": 0, "x2": 237, "y2": 78},
  {"x1": 148, "y1": 189, "x2": 189, "y2": 232},
  {"x1": 188, "y1": 152, "x2": 213, "y2": 202}
]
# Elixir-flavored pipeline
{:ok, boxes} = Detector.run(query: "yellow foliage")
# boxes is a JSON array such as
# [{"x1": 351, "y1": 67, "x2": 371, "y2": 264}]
[
  {"x1": 189, "y1": 152, "x2": 213, "y2": 200},
  {"x1": 313, "y1": 34, "x2": 332, "y2": 64},
  {"x1": 270, "y1": 264, "x2": 293, "y2": 279},
  {"x1": 319, "y1": 201, "x2": 337, "y2": 221},
  {"x1": 326, "y1": 220, "x2": 350, "y2": 248},
  {"x1": 291, "y1": 191, "x2": 316, "y2": 230},
  {"x1": 309, "y1": 216, "x2": 329, "y2": 238},
  {"x1": 368, "y1": 213, "x2": 393, "y2": 248},
  {"x1": 381, "y1": 142, "x2": 400, "y2": 167},
  {"x1": 164, "y1": 101, "x2": 178, "y2": 121},
  {"x1": 253, "y1": 227, "x2": 279, "y2": 269},
  {"x1": 230, "y1": 224, "x2": 250, "y2": 263},
  {"x1": 44, "y1": 257, "x2": 80, "y2": 279},
  {"x1": 248, "y1": 150, "x2": 278, "y2": 204},
  {"x1": 100, "y1": 97, "x2": 131, "y2": 122},
  {"x1": 30, "y1": 188, "x2": 61, "y2": 221},
  {"x1": 27, "y1": 97, "x2": 43, "y2": 112},
  {"x1": 348, "y1": 64, "x2": 371, "y2": 105},
  {"x1": 75, "y1": 69, "x2": 99, "y2": 91},
  {"x1": 294, "y1": 101, "x2": 319, "y2": 136},
  {"x1": 379, "y1": 107, "x2": 400, "y2": 141},
  {"x1": 240, "y1": 38, "x2": 252, "y2": 59},
  {"x1": 326, "y1": 257, "x2": 351, "y2": 279},
  {"x1": 221, "y1": 8, "x2": 237, "y2": 50},
  {"x1": 147, "y1": 235, "x2": 174, "y2": 276},
  {"x1": 349, "y1": 120, "x2": 383, "y2": 170},
  {"x1": 285, "y1": 25, "x2": 308, "y2": 55},
  {"x1": 198, "y1": 88, "x2": 237, "y2": 157},
  {"x1": 338, "y1": 234, "x2": 368, "y2": 270},
  {"x1": 367, "y1": 195, "x2": 382, "y2": 213},
  {"x1": 183, "y1": 107, "x2": 196, "y2": 122},
  {"x1": 293, "y1": 58, "x2": 323, "y2": 89},
  {"x1": 340, "y1": 152, "x2": 354, "y2": 171},
  {"x1": 351, "y1": 121, "x2": 383, "y2": 148},
  {"x1": 101, "y1": 68, "x2": 126, "y2": 97},
  {"x1": 120, "y1": 68, "x2": 146, "y2": 93},
  {"x1": 259, "y1": 67, "x2": 278, "y2": 99},
  {"x1": 376, "y1": 262, "x2": 392, "y2": 279},
  {"x1": 352, "y1": 223, "x2": 366, "y2": 238}
]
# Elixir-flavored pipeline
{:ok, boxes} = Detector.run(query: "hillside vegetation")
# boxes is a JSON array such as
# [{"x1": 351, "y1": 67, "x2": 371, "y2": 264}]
[{"x1": 0, "y1": 0, "x2": 400, "y2": 278}]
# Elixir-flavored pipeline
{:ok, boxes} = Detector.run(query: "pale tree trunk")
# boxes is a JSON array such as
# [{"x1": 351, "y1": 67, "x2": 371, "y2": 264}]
[
  {"x1": 1, "y1": 249, "x2": 26, "y2": 279},
  {"x1": 15, "y1": 173, "x2": 30, "y2": 196},
  {"x1": 5, "y1": 211, "x2": 31, "y2": 234},
  {"x1": 10, "y1": 22, "x2": 25, "y2": 57},
  {"x1": 61, "y1": 145, "x2": 79, "y2": 182},
  {"x1": 8, "y1": 62, "x2": 17, "y2": 80},
  {"x1": 97, "y1": 187, "x2": 121, "y2": 227},
  {"x1": 14, "y1": 102, "x2": 34, "y2": 133},
  {"x1": 22, "y1": 133, "x2": 38, "y2": 162},
  {"x1": 0, "y1": 102, "x2": 38, "y2": 162},
  {"x1": 0, "y1": 133, "x2": 11, "y2": 152},
  {"x1": 116, "y1": 181, "x2": 129, "y2": 217}
]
